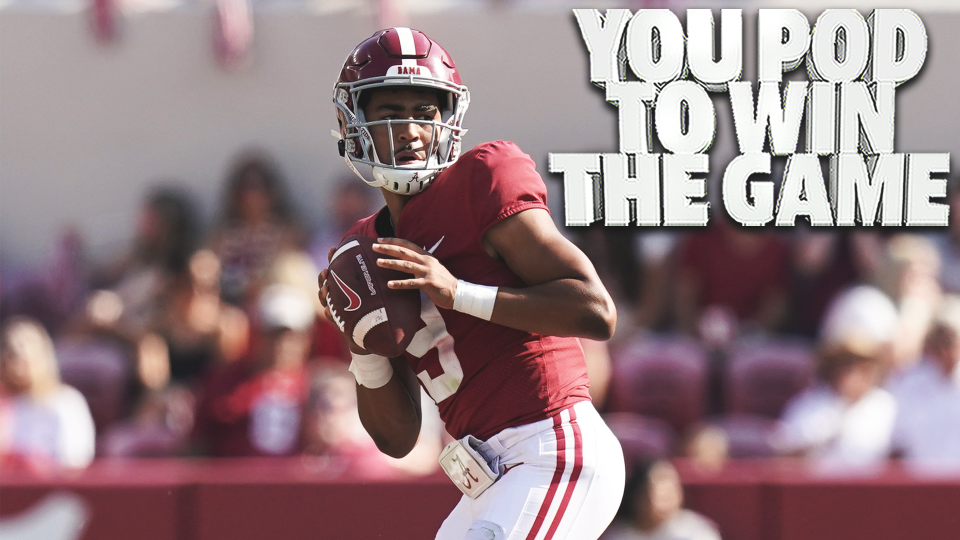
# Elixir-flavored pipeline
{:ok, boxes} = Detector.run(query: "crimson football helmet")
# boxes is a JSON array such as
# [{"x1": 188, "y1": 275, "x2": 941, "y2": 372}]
[{"x1": 333, "y1": 27, "x2": 470, "y2": 195}]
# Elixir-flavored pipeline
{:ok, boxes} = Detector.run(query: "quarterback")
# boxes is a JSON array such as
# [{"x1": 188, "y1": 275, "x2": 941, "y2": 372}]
[{"x1": 319, "y1": 28, "x2": 625, "y2": 540}]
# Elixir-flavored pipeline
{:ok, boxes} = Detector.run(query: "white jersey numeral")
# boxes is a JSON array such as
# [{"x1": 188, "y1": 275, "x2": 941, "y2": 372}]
[{"x1": 407, "y1": 297, "x2": 463, "y2": 403}]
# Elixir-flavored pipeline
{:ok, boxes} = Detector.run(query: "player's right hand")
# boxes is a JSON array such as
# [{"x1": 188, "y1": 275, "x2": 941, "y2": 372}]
[
  {"x1": 318, "y1": 248, "x2": 371, "y2": 356},
  {"x1": 318, "y1": 247, "x2": 336, "y2": 324},
  {"x1": 372, "y1": 237, "x2": 458, "y2": 310}
]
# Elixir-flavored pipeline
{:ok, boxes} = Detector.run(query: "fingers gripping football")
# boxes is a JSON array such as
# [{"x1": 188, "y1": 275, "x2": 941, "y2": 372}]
[
  {"x1": 318, "y1": 247, "x2": 340, "y2": 327},
  {"x1": 372, "y1": 238, "x2": 458, "y2": 310},
  {"x1": 324, "y1": 236, "x2": 421, "y2": 357},
  {"x1": 320, "y1": 271, "x2": 367, "y2": 355}
]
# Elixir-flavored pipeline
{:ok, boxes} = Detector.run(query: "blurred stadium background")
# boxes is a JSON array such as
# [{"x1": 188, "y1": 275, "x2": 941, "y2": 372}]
[{"x1": 2, "y1": 1, "x2": 960, "y2": 539}]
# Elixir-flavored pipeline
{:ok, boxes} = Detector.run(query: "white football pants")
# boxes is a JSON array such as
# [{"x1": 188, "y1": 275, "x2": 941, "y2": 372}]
[{"x1": 435, "y1": 401, "x2": 625, "y2": 540}]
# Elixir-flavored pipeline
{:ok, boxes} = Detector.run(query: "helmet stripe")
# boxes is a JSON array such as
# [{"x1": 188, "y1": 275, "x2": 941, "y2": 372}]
[{"x1": 395, "y1": 27, "x2": 417, "y2": 67}]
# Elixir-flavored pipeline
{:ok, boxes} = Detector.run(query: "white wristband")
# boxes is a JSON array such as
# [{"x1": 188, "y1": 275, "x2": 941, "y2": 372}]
[
  {"x1": 452, "y1": 280, "x2": 498, "y2": 321},
  {"x1": 348, "y1": 352, "x2": 393, "y2": 389}
]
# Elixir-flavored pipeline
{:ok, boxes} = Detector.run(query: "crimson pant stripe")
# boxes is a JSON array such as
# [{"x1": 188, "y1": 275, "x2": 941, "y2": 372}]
[
  {"x1": 543, "y1": 407, "x2": 583, "y2": 540},
  {"x1": 525, "y1": 414, "x2": 567, "y2": 540}
]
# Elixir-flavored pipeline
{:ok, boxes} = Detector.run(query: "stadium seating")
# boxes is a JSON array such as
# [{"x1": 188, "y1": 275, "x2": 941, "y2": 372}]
[
  {"x1": 704, "y1": 414, "x2": 779, "y2": 458},
  {"x1": 55, "y1": 337, "x2": 130, "y2": 432},
  {"x1": 602, "y1": 411, "x2": 677, "y2": 462},
  {"x1": 724, "y1": 339, "x2": 816, "y2": 418},
  {"x1": 606, "y1": 335, "x2": 707, "y2": 435}
]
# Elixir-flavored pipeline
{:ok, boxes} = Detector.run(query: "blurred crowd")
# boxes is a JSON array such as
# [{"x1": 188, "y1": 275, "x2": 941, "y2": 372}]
[
  {"x1": 578, "y1": 200, "x2": 960, "y2": 480},
  {"x1": 585, "y1": 188, "x2": 960, "y2": 538},
  {"x1": 0, "y1": 150, "x2": 440, "y2": 479},
  {"x1": 1, "y1": 151, "x2": 959, "y2": 511}
]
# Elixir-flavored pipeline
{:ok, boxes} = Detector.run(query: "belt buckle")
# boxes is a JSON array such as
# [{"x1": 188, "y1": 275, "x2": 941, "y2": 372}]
[{"x1": 438, "y1": 437, "x2": 499, "y2": 499}]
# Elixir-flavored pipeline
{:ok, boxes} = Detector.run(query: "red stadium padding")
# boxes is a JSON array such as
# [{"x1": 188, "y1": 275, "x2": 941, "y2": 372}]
[
  {"x1": 2, "y1": 459, "x2": 960, "y2": 540},
  {"x1": 0, "y1": 460, "x2": 190, "y2": 540},
  {"x1": 677, "y1": 460, "x2": 960, "y2": 540},
  {"x1": 188, "y1": 460, "x2": 458, "y2": 540}
]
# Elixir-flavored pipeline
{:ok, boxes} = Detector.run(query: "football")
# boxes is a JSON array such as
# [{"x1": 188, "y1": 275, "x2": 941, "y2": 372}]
[{"x1": 325, "y1": 235, "x2": 422, "y2": 357}]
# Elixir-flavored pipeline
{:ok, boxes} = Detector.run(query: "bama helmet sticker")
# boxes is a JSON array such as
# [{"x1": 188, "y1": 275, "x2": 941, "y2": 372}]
[
  {"x1": 386, "y1": 65, "x2": 433, "y2": 78},
  {"x1": 330, "y1": 270, "x2": 362, "y2": 312}
]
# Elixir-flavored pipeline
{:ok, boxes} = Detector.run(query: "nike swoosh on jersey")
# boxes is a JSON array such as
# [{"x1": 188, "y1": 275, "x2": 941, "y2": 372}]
[
  {"x1": 426, "y1": 236, "x2": 445, "y2": 254},
  {"x1": 330, "y1": 270, "x2": 362, "y2": 311}
]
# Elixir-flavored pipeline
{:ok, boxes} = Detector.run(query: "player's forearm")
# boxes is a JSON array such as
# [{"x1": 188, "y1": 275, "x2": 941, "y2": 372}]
[
  {"x1": 356, "y1": 357, "x2": 422, "y2": 459},
  {"x1": 490, "y1": 278, "x2": 616, "y2": 341}
]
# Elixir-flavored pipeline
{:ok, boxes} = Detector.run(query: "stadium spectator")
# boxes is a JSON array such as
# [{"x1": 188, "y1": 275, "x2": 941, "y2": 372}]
[
  {"x1": 209, "y1": 151, "x2": 304, "y2": 308},
  {"x1": 303, "y1": 362, "x2": 443, "y2": 478},
  {"x1": 308, "y1": 177, "x2": 380, "y2": 271},
  {"x1": 682, "y1": 424, "x2": 730, "y2": 472},
  {"x1": 0, "y1": 228, "x2": 86, "y2": 336},
  {"x1": 889, "y1": 295, "x2": 960, "y2": 473},
  {"x1": 876, "y1": 234, "x2": 943, "y2": 371},
  {"x1": 98, "y1": 385, "x2": 195, "y2": 458},
  {"x1": 0, "y1": 317, "x2": 95, "y2": 469},
  {"x1": 572, "y1": 225, "x2": 641, "y2": 321},
  {"x1": 772, "y1": 286, "x2": 898, "y2": 470},
  {"x1": 86, "y1": 185, "x2": 200, "y2": 338},
  {"x1": 929, "y1": 184, "x2": 960, "y2": 294},
  {"x1": 192, "y1": 284, "x2": 313, "y2": 457},
  {"x1": 634, "y1": 232, "x2": 681, "y2": 332},
  {"x1": 265, "y1": 245, "x2": 349, "y2": 365},
  {"x1": 570, "y1": 228, "x2": 680, "y2": 335},
  {"x1": 307, "y1": 315, "x2": 351, "y2": 366},
  {"x1": 601, "y1": 458, "x2": 721, "y2": 540},
  {"x1": 675, "y1": 218, "x2": 789, "y2": 338},
  {"x1": 157, "y1": 249, "x2": 249, "y2": 385},
  {"x1": 302, "y1": 362, "x2": 394, "y2": 476},
  {"x1": 97, "y1": 251, "x2": 245, "y2": 459},
  {"x1": 55, "y1": 186, "x2": 201, "y2": 419},
  {"x1": 787, "y1": 230, "x2": 884, "y2": 337}
]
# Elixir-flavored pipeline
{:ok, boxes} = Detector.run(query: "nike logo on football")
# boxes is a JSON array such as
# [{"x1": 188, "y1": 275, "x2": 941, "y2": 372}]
[
  {"x1": 330, "y1": 270, "x2": 362, "y2": 311},
  {"x1": 426, "y1": 236, "x2": 445, "y2": 254}
]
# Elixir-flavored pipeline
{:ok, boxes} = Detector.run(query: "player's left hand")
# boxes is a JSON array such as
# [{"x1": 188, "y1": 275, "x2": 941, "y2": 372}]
[{"x1": 373, "y1": 237, "x2": 458, "y2": 310}]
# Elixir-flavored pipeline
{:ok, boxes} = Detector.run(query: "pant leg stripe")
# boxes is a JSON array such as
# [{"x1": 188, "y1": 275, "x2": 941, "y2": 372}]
[
  {"x1": 524, "y1": 413, "x2": 567, "y2": 540},
  {"x1": 543, "y1": 407, "x2": 583, "y2": 540}
]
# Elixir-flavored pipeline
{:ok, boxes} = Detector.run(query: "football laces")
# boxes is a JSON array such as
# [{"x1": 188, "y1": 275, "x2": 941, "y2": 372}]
[{"x1": 325, "y1": 281, "x2": 346, "y2": 332}]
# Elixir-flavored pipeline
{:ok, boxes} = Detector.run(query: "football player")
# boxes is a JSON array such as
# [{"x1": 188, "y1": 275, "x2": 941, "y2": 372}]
[{"x1": 320, "y1": 27, "x2": 625, "y2": 540}]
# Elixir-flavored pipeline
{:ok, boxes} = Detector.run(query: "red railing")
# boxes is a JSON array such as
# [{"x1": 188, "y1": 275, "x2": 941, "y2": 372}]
[{"x1": 2, "y1": 459, "x2": 959, "y2": 540}]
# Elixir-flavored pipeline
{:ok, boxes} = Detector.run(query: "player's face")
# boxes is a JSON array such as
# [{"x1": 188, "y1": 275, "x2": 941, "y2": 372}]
[{"x1": 362, "y1": 88, "x2": 442, "y2": 166}]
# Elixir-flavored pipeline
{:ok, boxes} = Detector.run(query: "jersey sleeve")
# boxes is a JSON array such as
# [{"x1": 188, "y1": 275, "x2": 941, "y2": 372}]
[
  {"x1": 342, "y1": 211, "x2": 383, "y2": 242},
  {"x1": 469, "y1": 141, "x2": 550, "y2": 236}
]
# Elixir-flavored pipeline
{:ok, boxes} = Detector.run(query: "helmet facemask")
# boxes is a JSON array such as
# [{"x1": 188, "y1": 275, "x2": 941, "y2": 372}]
[{"x1": 334, "y1": 77, "x2": 469, "y2": 196}]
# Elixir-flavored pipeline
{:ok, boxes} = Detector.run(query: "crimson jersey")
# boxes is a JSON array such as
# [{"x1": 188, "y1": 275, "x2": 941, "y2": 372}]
[{"x1": 344, "y1": 141, "x2": 591, "y2": 440}]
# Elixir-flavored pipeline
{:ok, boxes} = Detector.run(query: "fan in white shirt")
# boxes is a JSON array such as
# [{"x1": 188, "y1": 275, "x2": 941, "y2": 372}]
[
  {"x1": 772, "y1": 286, "x2": 899, "y2": 470},
  {"x1": 0, "y1": 317, "x2": 95, "y2": 469},
  {"x1": 889, "y1": 295, "x2": 960, "y2": 473}
]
